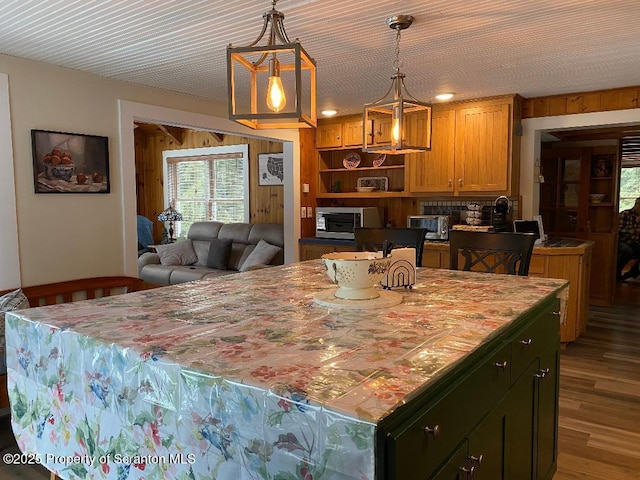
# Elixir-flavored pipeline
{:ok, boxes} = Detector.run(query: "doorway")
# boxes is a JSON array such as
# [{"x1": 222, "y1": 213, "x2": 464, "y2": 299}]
[{"x1": 541, "y1": 125, "x2": 640, "y2": 303}]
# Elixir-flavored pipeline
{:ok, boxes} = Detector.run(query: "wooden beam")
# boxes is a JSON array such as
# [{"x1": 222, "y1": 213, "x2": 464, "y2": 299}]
[
  {"x1": 157, "y1": 125, "x2": 184, "y2": 145},
  {"x1": 207, "y1": 131, "x2": 225, "y2": 143}
]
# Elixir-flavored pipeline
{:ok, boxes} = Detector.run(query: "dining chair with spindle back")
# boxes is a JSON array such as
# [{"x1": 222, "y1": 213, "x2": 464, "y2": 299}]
[
  {"x1": 448, "y1": 230, "x2": 537, "y2": 276},
  {"x1": 354, "y1": 227, "x2": 427, "y2": 266}
]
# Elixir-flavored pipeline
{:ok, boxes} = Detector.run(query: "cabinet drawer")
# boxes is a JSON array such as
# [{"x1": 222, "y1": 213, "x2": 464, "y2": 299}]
[
  {"x1": 388, "y1": 343, "x2": 511, "y2": 479},
  {"x1": 511, "y1": 307, "x2": 559, "y2": 382}
]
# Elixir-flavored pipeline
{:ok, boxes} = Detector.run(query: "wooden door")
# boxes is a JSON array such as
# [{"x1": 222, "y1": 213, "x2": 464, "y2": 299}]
[
  {"x1": 454, "y1": 103, "x2": 511, "y2": 193},
  {"x1": 407, "y1": 108, "x2": 456, "y2": 193}
]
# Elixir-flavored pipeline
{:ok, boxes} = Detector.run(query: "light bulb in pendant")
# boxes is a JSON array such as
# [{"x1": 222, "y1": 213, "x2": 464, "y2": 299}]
[
  {"x1": 266, "y1": 57, "x2": 286, "y2": 112},
  {"x1": 391, "y1": 106, "x2": 401, "y2": 143}
]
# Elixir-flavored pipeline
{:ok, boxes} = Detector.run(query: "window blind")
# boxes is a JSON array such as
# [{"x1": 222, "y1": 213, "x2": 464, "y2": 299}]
[{"x1": 166, "y1": 152, "x2": 246, "y2": 237}]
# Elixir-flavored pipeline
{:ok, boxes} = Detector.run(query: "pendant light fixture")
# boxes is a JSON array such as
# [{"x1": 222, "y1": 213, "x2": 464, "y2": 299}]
[
  {"x1": 227, "y1": 0, "x2": 317, "y2": 129},
  {"x1": 363, "y1": 15, "x2": 432, "y2": 154}
]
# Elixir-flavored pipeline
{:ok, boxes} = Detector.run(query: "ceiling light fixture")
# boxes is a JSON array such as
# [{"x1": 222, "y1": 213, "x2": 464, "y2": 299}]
[
  {"x1": 227, "y1": 0, "x2": 317, "y2": 129},
  {"x1": 435, "y1": 93, "x2": 454, "y2": 101},
  {"x1": 363, "y1": 15, "x2": 431, "y2": 154},
  {"x1": 321, "y1": 109, "x2": 338, "y2": 117}
]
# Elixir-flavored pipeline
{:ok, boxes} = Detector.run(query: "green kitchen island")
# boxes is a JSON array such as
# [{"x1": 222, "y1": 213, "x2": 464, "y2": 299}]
[{"x1": 6, "y1": 262, "x2": 567, "y2": 480}]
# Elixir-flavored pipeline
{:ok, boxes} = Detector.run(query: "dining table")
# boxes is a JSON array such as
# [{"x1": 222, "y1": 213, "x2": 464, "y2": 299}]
[{"x1": 5, "y1": 261, "x2": 567, "y2": 479}]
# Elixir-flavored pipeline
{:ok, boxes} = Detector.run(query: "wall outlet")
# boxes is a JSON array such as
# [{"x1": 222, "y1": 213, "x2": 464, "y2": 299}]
[
  {"x1": 301, "y1": 206, "x2": 307, "y2": 218},
  {"x1": 307, "y1": 206, "x2": 313, "y2": 218}
]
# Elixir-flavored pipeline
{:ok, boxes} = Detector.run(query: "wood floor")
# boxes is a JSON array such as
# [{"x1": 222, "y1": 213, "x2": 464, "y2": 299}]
[
  {"x1": 0, "y1": 282, "x2": 638, "y2": 479},
  {"x1": 554, "y1": 280, "x2": 640, "y2": 480}
]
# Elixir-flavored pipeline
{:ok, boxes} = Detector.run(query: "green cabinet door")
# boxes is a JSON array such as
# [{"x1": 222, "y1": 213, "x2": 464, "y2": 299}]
[
  {"x1": 431, "y1": 441, "x2": 468, "y2": 480},
  {"x1": 536, "y1": 337, "x2": 560, "y2": 479},
  {"x1": 507, "y1": 359, "x2": 539, "y2": 478},
  {"x1": 468, "y1": 399, "x2": 508, "y2": 479}
]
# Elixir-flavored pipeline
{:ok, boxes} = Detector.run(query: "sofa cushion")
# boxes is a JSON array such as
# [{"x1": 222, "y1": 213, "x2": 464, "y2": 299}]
[
  {"x1": 169, "y1": 265, "x2": 236, "y2": 284},
  {"x1": 239, "y1": 239, "x2": 282, "y2": 272},
  {"x1": 206, "y1": 238, "x2": 232, "y2": 269},
  {"x1": 155, "y1": 240, "x2": 198, "y2": 266}
]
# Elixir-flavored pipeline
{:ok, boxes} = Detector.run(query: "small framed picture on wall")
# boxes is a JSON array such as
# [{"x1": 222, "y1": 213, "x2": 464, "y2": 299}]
[
  {"x1": 258, "y1": 153, "x2": 284, "y2": 186},
  {"x1": 31, "y1": 129, "x2": 110, "y2": 194}
]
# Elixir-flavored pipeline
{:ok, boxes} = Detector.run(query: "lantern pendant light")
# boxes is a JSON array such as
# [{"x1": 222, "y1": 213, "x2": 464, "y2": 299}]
[
  {"x1": 363, "y1": 15, "x2": 432, "y2": 154},
  {"x1": 227, "y1": 0, "x2": 317, "y2": 129}
]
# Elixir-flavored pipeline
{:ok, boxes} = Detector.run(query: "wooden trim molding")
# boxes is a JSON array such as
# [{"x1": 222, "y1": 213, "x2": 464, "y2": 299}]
[{"x1": 522, "y1": 85, "x2": 640, "y2": 118}]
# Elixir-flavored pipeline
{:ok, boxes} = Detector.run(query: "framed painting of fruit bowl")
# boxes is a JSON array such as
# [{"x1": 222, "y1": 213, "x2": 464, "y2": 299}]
[{"x1": 31, "y1": 129, "x2": 110, "y2": 194}]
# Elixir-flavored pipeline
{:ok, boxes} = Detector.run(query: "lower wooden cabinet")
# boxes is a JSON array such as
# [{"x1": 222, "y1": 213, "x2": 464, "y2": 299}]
[
  {"x1": 299, "y1": 242, "x2": 355, "y2": 260},
  {"x1": 381, "y1": 301, "x2": 561, "y2": 480},
  {"x1": 422, "y1": 240, "x2": 593, "y2": 344}
]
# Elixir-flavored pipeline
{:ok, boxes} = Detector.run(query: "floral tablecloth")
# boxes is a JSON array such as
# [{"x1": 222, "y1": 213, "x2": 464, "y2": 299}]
[{"x1": 5, "y1": 262, "x2": 567, "y2": 479}]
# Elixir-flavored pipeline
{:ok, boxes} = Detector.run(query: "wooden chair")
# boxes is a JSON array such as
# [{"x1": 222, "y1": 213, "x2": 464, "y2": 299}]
[
  {"x1": 354, "y1": 227, "x2": 427, "y2": 266},
  {"x1": 448, "y1": 230, "x2": 537, "y2": 276}
]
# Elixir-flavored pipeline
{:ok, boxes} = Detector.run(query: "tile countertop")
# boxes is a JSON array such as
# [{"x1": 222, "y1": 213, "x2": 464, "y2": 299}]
[{"x1": 5, "y1": 262, "x2": 567, "y2": 480}]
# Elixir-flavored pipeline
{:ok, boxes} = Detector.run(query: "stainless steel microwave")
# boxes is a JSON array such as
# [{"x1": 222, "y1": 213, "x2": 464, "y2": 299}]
[
  {"x1": 316, "y1": 207, "x2": 382, "y2": 239},
  {"x1": 407, "y1": 215, "x2": 450, "y2": 240}
]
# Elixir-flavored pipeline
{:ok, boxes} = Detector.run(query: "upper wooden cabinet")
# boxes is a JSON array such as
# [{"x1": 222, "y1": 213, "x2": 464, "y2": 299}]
[
  {"x1": 407, "y1": 95, "x2": 522, "y2": 196},
  {"x1": 316, "y1": 123, "x2": 343, "y2": 149},
  {"x1": 406, "y1": 108, "x2": 456, "y2": 193}
]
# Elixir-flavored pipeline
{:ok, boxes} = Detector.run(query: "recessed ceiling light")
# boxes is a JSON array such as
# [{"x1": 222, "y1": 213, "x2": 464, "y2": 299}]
[
  {"x1": 321, "y1": 109, "x2": 338, "y2": 117},
  {"x1": 435, "y1": 93, "x2": 454, "y2": 101}
]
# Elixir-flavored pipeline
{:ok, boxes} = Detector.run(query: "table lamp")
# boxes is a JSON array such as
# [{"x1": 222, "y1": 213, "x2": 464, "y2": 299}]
[{"x1": 158, "y1": 205, "x2": 183, "y2": 243}]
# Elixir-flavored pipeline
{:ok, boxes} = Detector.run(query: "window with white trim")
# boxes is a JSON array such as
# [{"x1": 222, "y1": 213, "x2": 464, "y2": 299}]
[{"x1": 163, "y1": 145, "x2": 249, "y2": 238}]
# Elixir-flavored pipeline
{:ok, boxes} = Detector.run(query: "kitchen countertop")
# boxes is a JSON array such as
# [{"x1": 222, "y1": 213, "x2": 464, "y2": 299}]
[
  {"x1": 300, "y1": 236, "x2": 594, "y2": 255},
  {"x1": 6, "y1": 262, "x2": 567, "y2": 479}
]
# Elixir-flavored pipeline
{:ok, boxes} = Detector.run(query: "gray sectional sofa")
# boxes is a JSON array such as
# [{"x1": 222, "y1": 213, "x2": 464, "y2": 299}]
[{"x1": 138, "y1": 221, "x2": 284, "y2": 285}]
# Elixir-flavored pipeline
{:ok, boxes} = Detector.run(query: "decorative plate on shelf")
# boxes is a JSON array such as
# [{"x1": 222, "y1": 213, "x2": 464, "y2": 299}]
[
  {"x1": 372, "y1": 153, "x2": 386, "y2": 168},
  {"x1": 343, "y1": 152, "x2": 361, "y2": 169}
]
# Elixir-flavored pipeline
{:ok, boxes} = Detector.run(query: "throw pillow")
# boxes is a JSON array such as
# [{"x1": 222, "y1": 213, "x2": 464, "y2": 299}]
[
  {"x1": 0, "y1": 289, "x2": 30, "y2": 374},
  {"x1": 206, "y1": 238, "x2": 233, "y2": 270},
  {"x1": 0, "y1": 289, "x2": 30, "y2": 322},
  {"x1": 155, "y1": 240, "x2": 198, "y2": 266},
  {"x1": 239, "y1": 239, "x2": 282, "y2": 272}
]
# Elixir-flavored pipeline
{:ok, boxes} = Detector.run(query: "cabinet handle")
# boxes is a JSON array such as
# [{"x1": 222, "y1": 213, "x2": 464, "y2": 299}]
[
  {"x1": 458, "y1": 178, "x2": 463, "y2": 186},
  {"x1": 551, "y1": 311, "x2": 561, "y2": 316},
  {"x1": 460, "y1": 465, "x2": 475, "y2": 478},
  {"x1": 423, "y1": 424, "x2": 441, "y2": 439},
  {"x1": 468, "y1": 454, "x2": 484, "y2": 465},
  {"x1": 535, "y1": 368, "x2": 550, "y2": 379},
  {"x1": 520, "y1": 338, "x2": 532, "y2": 347},
  {"x1": 448, "y1": 179, "x2": 453, "y2": 187},
  {"x1": 494, "y1": 360, "x2": 508, "y2": 370}
]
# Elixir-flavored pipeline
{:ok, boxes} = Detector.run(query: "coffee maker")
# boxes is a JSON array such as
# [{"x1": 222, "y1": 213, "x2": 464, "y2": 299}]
[{"x1": 491, "y1": 196, "x2": 511, "y2": 232}]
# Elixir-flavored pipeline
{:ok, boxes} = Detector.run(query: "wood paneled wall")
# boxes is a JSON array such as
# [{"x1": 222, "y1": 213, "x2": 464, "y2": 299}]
[
  {"x1": 134, "y1": 128, "x2": 284, "y2": 242},
  {"x1": 522, "y1": 85, "x2": 639, "y2": 118}
]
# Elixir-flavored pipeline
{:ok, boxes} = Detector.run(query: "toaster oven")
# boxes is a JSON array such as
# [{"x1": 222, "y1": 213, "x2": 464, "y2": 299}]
[
  {"x1": 316, "y1": 207, "x2": 382, "y2": 239},
  {"x1": 407, "y1": 215, "x2": 450, "y2": 240}
]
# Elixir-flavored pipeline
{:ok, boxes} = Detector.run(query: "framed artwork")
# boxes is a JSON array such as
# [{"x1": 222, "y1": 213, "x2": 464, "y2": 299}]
[
  {"x1": 31, "y1": 129, "x2": 110, "y2": 193},
  {"x1": 357, "y1": 176, "x2": 389, "y2": 191},
  {"x1": 258, "y1": 153, "x2": 284, "y2": 186}
]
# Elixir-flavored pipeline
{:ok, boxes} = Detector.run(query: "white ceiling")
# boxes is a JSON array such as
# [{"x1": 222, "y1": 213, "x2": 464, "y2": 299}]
[{"x1": 1, "y1": 0, "x2": 639, "y2": 117}]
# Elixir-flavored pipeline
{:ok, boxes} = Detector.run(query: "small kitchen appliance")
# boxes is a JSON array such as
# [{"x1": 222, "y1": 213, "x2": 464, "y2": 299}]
[
  {"x1": 491, "y1": 196, "x2": 511, "y2": 232},
  {"x1": 407, "y1": 215, "x2": 450, "y2": 240},
  {"x1": 316, "y1": 207, "x2": 382, "y2": 239}
]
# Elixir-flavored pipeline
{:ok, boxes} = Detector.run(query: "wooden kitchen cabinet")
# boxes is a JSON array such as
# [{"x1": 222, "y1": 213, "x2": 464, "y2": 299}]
[
  {"x1": 299, "y1": 241, "x2": 355, "y2": 260},
  {"x1": 407, "y1": 95, "x2": 521, "y2": 197},
  {"x1": 316, "y1": 123, "x2": 343, "y2": 149},
  {"x1": 406, "y1": 108, "x2": 456, "y2": 193}
]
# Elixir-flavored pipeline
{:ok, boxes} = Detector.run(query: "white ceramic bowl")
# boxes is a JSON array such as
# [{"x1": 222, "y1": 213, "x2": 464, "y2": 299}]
[
  {"x1": 356, "y1": 186, "x2": 376, "y2": 193},
  {"x1": 321, "y1": 252, "x2": 392, "y2": 300}
]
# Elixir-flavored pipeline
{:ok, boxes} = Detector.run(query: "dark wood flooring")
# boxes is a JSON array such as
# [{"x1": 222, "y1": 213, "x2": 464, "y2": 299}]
[{"x1": 0, "y1": 282, "x2": 638, "y2": 479}]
